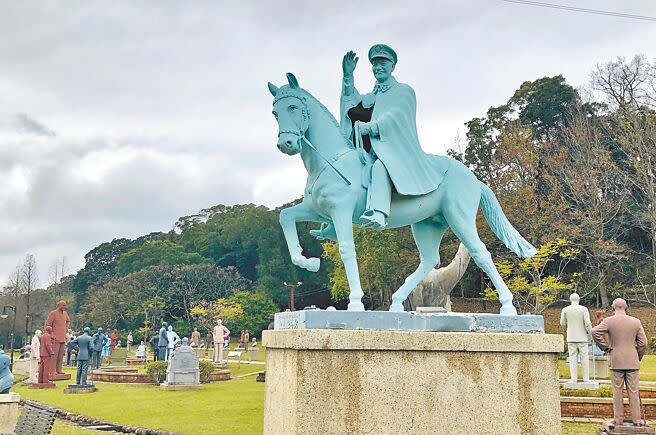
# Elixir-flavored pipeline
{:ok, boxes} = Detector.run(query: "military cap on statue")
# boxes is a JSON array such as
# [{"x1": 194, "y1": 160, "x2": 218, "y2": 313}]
[{"x1": 368, "y1": 44, "x2": 397, "y2": 64}]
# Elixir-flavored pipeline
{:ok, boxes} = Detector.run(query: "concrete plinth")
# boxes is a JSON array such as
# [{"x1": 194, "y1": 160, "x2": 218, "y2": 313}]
[
  {"x1": 564, "y1": 381, "x2": 600, "y2": 390},
  {"x1": 159, "y1": 383, "x2": 203, "y2": 391},
  {"x1": 50, "y1": 373, "x2": 71, "y2": 381},
  {"x1": 29, "y1": 382, "x2": 56, "y2": 389},
  {"x1": 64, "y1": 384, "x2": 97, "y2": 394},
  {"x1": 0, "y1": 392, "x2": 20, "y2": 433},
  {"x1": 263, "y1": 329, "x2": 564, "y2": 435}
]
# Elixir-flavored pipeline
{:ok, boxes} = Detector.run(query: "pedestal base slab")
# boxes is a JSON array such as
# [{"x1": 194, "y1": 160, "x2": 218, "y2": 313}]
[
  {"x1": 263, "y1": 329, "x2": 563, "y2": 435},
  {"x1": 0, "y1": 392, "x2": 20, "y2": 434},
  {"x1": 50, "y1": 373, "x2": 71, "y2": 381},
  {"x1": 29, "y1": 382, "x2": 56, "y2": 389}
]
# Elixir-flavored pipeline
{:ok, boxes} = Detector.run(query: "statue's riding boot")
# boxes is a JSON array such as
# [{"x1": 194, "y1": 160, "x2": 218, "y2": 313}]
[
  {"x1": 359, "y1": 160, "x2": 391, "y2": 229},
  {"x1": 310, "y1": 222, "x2": 338, "y2": 241}
]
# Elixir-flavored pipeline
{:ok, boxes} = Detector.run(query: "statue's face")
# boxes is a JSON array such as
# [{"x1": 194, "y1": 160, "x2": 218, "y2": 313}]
[
  {"x1": 371, "y1": 58, "x2": 395, "y2": 83},
  {"x1": 272, "y1": 95, "x2": 305, "y2": 156}
]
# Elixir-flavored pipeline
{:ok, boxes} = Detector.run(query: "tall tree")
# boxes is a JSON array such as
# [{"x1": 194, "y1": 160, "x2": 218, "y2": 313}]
[{"x1": 22, "y1": 254, "x2": 38, "y2": 336}]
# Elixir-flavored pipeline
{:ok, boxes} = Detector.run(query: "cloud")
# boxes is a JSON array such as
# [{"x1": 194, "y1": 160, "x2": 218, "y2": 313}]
[{"x1": 0, "y1": 0, "x2": 655, "y2": 285}]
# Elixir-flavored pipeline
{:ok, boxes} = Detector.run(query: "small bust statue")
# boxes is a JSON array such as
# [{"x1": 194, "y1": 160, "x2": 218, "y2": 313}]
[{"x1": 0, "y1": 348, "x2": 14, "y2": 393}]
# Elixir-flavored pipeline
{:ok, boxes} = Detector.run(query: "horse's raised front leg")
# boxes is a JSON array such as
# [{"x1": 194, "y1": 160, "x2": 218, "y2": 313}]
[
  {"x1": 390, "y1": 220, "x2": 447, "y2": 312},
  {"x1": 279, "y1": 202, "x2": 323, "y2": 272},
  {"x1": 331, "y1": 210, "x2": 365, "y2": 311}
]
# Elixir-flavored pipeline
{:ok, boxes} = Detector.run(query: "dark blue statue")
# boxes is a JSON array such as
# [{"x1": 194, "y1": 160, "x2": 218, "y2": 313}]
[
  {"x1": 0, "y1": 348, "x2": 14, "y2": 393},
  {"x1": 157, "y1": 322, "x2": 169, "y2": 361},
  {"x1": 91, "y1": 328, "x2": 108, "y2": 369},
  {"x1": 73, "y1": 327, "x2": 94, "y2": 385}
]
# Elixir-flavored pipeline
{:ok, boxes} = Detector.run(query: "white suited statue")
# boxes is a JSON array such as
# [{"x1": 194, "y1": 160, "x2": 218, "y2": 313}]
[{"x1": 560, "y1": 293, "x2": 593, "y2": 385}]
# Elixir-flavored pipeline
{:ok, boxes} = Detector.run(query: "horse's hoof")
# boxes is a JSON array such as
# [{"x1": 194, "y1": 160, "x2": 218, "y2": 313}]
[
  {"x1": 347, "y1": 301, "x2": 365, "y2": 311},
  {"x1": 304, "y1": 257, "x2": 320, "y2": 272},
  {"x1": 389, "y1": 303, "x2": 404, "y2": 312},
  {"x1": 500, "y1": 304, "x2": 518, "y2": 316}
]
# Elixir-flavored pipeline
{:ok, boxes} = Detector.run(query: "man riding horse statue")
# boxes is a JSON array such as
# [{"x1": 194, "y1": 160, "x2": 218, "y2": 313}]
[{"x1": 269, "y1": 44, "x2": 536, "y2": 315}]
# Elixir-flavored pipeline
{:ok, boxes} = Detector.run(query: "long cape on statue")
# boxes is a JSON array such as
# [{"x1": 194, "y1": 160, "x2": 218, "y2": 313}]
[{"x1": 339, "y1": 77, "x2": 447, "y2": 195}]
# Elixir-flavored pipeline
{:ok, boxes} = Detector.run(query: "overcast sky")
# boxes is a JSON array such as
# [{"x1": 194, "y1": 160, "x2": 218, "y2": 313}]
[{"x1": 1, "y1": 0, "x2": 655, "y2": 286}]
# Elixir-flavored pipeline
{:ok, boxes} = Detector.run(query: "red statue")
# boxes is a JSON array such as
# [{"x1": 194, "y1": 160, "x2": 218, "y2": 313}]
[{"x1": 44, "y1": 299, "x2": 71, "y2": 378}]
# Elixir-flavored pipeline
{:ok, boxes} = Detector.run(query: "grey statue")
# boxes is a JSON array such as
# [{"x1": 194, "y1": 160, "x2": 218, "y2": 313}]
[
  {"x1": 0, "y1": 348, "x2": 13, "y2": 393},
  {"x1": 73, "y1": 327, "x2": 94, "y2": 386},
  {"x1": 91, "y1": 327, "x2": 107, "y2": 369},
  {"x1": 158, "y1": 322, "x2": 169, "y2": 361},
  {"x1": 408, "y1": 243, "x2": 470, "y2": 311}
]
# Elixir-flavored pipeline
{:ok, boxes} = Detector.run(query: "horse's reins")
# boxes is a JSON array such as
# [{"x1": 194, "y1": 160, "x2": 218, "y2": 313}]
[
  {"x1": 300, "y1": 136, "x2": 351, "y2": 186},
  {"x1": 275, "y1": 92, "x2": 355, "y2": 186}
]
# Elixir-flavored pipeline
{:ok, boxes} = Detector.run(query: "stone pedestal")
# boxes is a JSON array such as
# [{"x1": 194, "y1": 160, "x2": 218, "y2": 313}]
[
  {"x1": 160, "y1": 338, "x2": 201, "y2": 390},
  {"x1": 0, "y1": 392, "x2": 20, "y2": 433},
  {"x1": 564, "y1": 380, "x2": 600, "y2": 390},
  {"x1": 29, "y1": 382, "x2": 56, "y2": 389},
  {"x1": 64, "y1": 384, "x2": 97, "y2": 394},
  {"x1": 50, "y1": 373, "x2": 71, "y2": 381},
  {"x1": 263, "y1": 329, "x2": 563, "y2": 435},
  {"x1": 598, "y1": 420, "x2": 655, "y2": 434},
  {"x1": 591, "y1": 355, "x2": 610, "y2": 379}
]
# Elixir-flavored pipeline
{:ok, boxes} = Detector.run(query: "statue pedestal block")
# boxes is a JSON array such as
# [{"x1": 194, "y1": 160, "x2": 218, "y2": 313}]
[
  {"x1": 159, "y1": 383, "x2": 202, "y2": 391},
  {"x1": 50, "y1": 373, "x2": 71, "y2": 381},
  {"x1": 64, "y1": 384, "x2": 97, "y2": 394},
  {"x1": 0, "y1": 392, "x2": 20, "y2": 434},
  {"x1": 599, "y1": 421, "x2": 655, "y2": 434},
  {"x1": 29, "y1": 382, "x2": 56, "y2": 389},
  {"x1": 563, "y1": 381, "x2": 600, "y2": 390},
  {"x1": 263, "y1": 329, "x2": 563, "y2": 435}
]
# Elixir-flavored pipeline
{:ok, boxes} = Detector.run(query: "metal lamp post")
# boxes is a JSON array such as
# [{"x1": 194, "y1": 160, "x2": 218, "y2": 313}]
[
  {"x1": 283, "y1": 282, "x2": 303, "y2": 311},
  {"x1": 1, "y1": 305, "x2": 17, "y2": 369}
]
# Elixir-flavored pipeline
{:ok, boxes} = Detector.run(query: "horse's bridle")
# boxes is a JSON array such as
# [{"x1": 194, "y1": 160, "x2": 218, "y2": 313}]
[{"x1": 273, "y1": 92, "x2": 352, "y2": 186}]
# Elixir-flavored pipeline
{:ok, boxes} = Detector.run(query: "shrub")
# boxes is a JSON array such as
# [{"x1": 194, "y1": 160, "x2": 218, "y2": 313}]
[
  {"x1": 199, "y1": 359, "x2": 215, "y2": 383},
  {"x1": 560, "y1": 385, "x2": 612, "y2": 397},
  {"x1": 649, "y1": 337, "x2": 656, "y2": 354},
  {"x1": 146, "y1": 361, "x2": 168, "y2": 384}
]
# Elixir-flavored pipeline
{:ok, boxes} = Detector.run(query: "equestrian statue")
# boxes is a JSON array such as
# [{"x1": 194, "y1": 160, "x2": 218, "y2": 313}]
[{"x1": 269, "y1": 44, "x2": 536, "y2": 315}]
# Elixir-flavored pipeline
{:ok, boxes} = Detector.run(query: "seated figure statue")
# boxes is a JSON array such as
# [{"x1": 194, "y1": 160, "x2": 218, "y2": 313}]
[{"x1": 0, "y1": 348, "x2": 14, "y2": 393}]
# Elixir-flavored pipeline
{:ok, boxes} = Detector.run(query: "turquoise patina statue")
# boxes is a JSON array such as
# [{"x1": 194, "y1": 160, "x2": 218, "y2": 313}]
[
  {"x1": 0, "y1": 348, "x2": 13, "y2": 393},
  {"x1": 269, "y1": 44, "x2": 536, "y2": 315}
]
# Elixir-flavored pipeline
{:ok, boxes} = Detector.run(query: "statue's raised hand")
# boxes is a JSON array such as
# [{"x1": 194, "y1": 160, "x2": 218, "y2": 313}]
[{"x1": 342, "y1": 51, "x2": 358, "y2": 76}]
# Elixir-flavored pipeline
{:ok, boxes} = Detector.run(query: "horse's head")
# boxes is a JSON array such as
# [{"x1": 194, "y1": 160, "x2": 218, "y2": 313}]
[{"x1": 268, "y1": 73, "x2": 308, "y2": 155}]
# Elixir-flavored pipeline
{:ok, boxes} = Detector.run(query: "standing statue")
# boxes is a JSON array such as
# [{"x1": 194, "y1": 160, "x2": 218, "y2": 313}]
[
  {"x1": 560, "y1": 293, "x2": 593, "y2": 385},
  {"x1": 91, "y1": 328, "x2": 107, "y2": 369},
  {"x1": 213, "y1": 319, "x2": 230, "y2": 364},
  {"x1": 44, "y1": 299, "x2": 70, "y2": 378},
  {"x1": 158, "y1": 322, "x2": 169, "y2": 361},
  {"x1": 269, "y1": 44, "x2": 536, "y2": 314},
  {"x1": 592, "y1": 298, "x2": 648, "y2": 429},
  {"x1": 408, "y1": 243, "x2": 470, "y2": 311},
  {"x1": 166, "y1": 325, "x2": 180, "y2": 360},
  {"x1": 38, "y1": 326, "x2": 55, "y2": 386},
  {"x1": 70, "y1": 327, "x2": 94, "y2": 386},
  {"x1": 28, "y1": 329, "x2": 42, "y2": 384},
  {"x1": 127, "y1": 331, "x2": 134, "y2": 354},
  {"x1": 190, "y1": 328, "x2": 201, "y2": 348},
  {"x1": 0, "y1": 348, "x2": 13, "y2": 393}
]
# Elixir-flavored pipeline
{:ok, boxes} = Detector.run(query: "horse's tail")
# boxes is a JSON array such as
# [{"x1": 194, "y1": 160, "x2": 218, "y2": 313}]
[{"x1": 479, "y1": 183, "x2": 536, "y2": 258}]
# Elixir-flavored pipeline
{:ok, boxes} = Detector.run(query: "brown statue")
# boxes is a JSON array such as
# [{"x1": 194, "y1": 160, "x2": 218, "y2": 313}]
[
  {"x1": 37, "y1": 326, "x2": 55, "y2": 387},
  {"x1": 44, "y1": 300, "x2": 71, "y2": 378},
  {"x1": 592, "y1": 298, "x2": 649, "y2": 429}
]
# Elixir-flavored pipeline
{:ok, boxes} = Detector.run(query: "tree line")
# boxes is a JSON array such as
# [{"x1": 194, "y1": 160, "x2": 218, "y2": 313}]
[{"x1": 2, "y1": 54, "x2": 656, "y2": 345}]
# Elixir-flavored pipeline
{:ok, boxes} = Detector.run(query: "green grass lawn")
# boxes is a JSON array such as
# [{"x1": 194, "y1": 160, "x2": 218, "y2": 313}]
[
  {"x1": 15, "y1": 377, "x2": 264, "y2": 435},
  {"x1": 558, "y1": 354, "x2": 656, "y2": 382}
]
